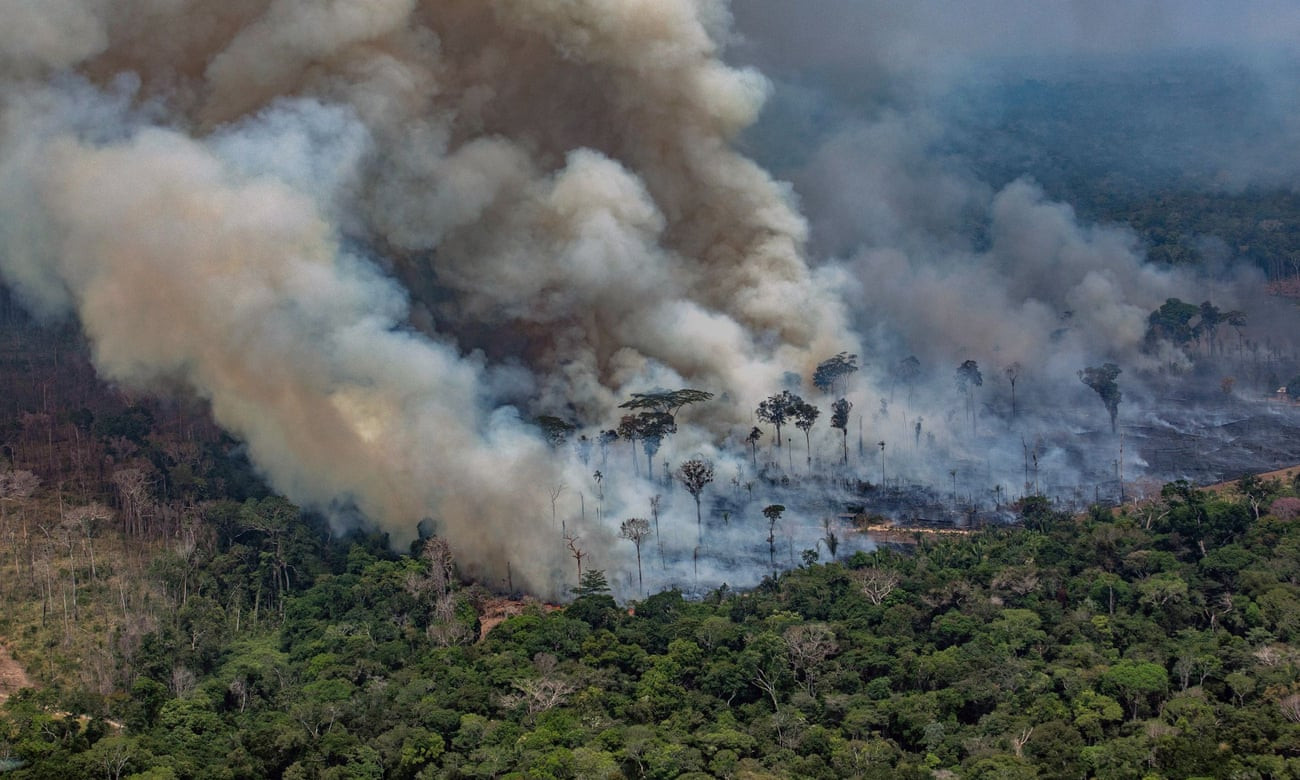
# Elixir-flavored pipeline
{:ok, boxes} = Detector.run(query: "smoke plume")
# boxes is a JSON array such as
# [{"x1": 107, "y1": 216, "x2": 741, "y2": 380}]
[
  {"x1": 4, "y1": 2, "x2": 1299, "y2": 597},
  {"x1": 726, "y1": 0, "x2": 1300, "y2": 505},
  {"x1": 0, "y1": 1, "x2": 847, "y2": 595}
]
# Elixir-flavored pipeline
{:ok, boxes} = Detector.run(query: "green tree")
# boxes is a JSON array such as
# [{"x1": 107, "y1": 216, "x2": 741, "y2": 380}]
[
  {"x1": 762, "y1": 505, "x2": 785, "y2": 569},
  {"x1": 955, "y1": 360, "x2": 982, "y2": 435},
  {"x1": 812, "y1": 352, "x2": 859, "y2": 395},
  {"x1": 830, "y1": 399, "x2": 852, "y2": 466},
  {"x1": 1103, "y1": 660, "x2": 1167, "y2": 719},
  {"x1": 757, "y1": 391, "x2": 801, "y2": 451},
  {"x1": 792, "y1": 401, "x2": 820, "y2": 470},
  {"x1": 1079, "y1": 363, "x2": 1123, "y2": 433},
  {"x1": 1145, "y1": 297, "x2": 1201, "y2": 348},
  {"x1": 676, "y1": 459, "x2": 714, "y2": 543},
  {"x1": 534, "y1": 415, "x2": 576, "y2": 448}
]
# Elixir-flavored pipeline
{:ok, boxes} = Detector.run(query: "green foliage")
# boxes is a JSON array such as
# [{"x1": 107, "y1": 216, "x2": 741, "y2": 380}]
[
  {"x1": 4, "y1": 482, "x2": 1300, "y2": 777},
  {"x1": 1079, "y1": 363, "x2": 1123, "y2": 432},
  {"x1": 812, "y1": 352, "x2": 859, "y2": 394}
]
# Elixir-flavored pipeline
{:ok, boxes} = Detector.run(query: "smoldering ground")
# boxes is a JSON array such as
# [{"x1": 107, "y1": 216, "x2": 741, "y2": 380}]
[{"x1": 724, "y1": 2, "x2": 1300, "y2": 510}]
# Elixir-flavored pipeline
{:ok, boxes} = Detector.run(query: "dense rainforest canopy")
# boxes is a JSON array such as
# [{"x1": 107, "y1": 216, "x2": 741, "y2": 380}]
[{"x1": 3, "y1": 471, "x2": 1300, "y2": 778}]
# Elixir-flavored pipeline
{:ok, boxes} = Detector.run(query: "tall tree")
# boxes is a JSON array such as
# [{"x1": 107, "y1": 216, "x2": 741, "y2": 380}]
[
  {"x1": 830, "y1": 399, "x2": 852, "y2": 465},
  {"x1": 619, "y1": 389, "x2": 714, "y2": 420},
  {"x1": 617, "y1": 415, "x2": 642, "y2": 476},
  {"x1": 633, "y1": 413, "x2": 676, "y2": 481},
  {"x1": 745, "y1": 426, "x2": 763, "y2": 468},
  {"x1": 1080, "y1": 363, "x2": 1123, "y2": 433},
  {"x1": 820, "y1": 517, "x2": 839, "y2": 562},
  {"x1": 619, "y1": 518, "x2": 652, "y2": 596},
  {"x1": 812, "y1": 352, "x2": 859, "y2": 395},
  {"x1": 792, "y1": 401, "x2": 820, "y2": 469},
  {"x1": 564, "y1": 534, "x2": 587, "y2": 587},
  {"x1": 757, "y1": 391, "x2": 802, "y2": 451},
  {"x1": 676, "y1": 459, "x2": 715, "y2": 543},
  {"x1": 534, "y1": 416, "x2": 575, "y2": 448},
  {"x1": 1145, "y1": 298, "x2": 1200, "y2": 349},
  {"x1": 893, "y1": 355, "x2": 921, "y2": 400},
  {"x1": 619, "y1": 390, "x2": 710, "y2": 482},
  {"x1": 762, "y1": 504, "x2": 785, "y2": 568},
  {"x1": 1194, "y1": 300, "x2": 1245, "y2": 356},
  {"x1": 597, "y1": 429, "x2": 618, "y2": 467},
  {"x1": 547, "y1": 483, "x2": 566, "y2": 536},
  {"x1": 649, "y1": 494, "x2": 664, "y2": 568},
  {"x1": 1004, "y1": 362, "x2": 1021, "y2": 421},
  {"x1": 955, "y1": 359, "x2": 983, "y2": 435}
]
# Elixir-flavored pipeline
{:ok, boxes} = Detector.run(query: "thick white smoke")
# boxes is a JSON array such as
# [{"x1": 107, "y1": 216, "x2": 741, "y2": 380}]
[{"x1": 0, "y1": 1, "x2": 849, "y2": 595}]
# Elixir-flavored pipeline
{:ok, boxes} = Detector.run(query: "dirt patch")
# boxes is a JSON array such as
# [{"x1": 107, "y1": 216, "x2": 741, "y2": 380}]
[
  {"x1": 1202, "y1": 465, "x2": 1300, "y2": 495},
  {"x1": 477, "y1": 597, "x2": 560, "y2": 642},
  {"x1": 0, "y1": 641, "x2": 33, "y2": 702}
]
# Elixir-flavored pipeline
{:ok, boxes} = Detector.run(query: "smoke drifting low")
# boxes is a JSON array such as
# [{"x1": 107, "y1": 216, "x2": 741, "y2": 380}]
[
  {"x1": 724, "y1": 0, "x2": 1300, "y2": 515},
  {"x1": 3, "y1": 2, "x2": 1299, "y2": 598},
  {"x1": 0, "y1": 1, "x2": 850, "y2": 595}
]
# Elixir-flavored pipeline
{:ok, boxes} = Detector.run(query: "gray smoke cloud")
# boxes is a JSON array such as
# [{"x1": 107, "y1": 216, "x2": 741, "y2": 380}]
[
  {"x1": 724, "y1": 1, "x2": 1300, "y2": 501},
  {"x1": 0, "y1": 1, "x2": 849, "y2": 597},
  {"x1": 4, "y1": 1, "x2": 1299, "y2": 598}
]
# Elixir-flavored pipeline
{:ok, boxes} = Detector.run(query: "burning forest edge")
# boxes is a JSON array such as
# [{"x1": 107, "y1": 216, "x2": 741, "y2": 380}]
[
  {"x1": 6, "y1": 282, "x2": 1300, "y2": 604},
  {"x1": 1, "y1": 2, "x2": 1300, "y2": 599}
]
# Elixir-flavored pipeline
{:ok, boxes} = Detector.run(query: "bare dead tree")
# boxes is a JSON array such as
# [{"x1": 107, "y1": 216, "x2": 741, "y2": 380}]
[
  {"x1": 1004, "y1": 362, "x2": 1021, "y2": 421},
  {"x1": 0, "y1": 469, "x2": 40, "y2": 524},
  {"x1": 783, "y1": 623, "x2": 838, "y2": 696},
  {"x1": 564, "y1": 534, "x2": 587, "y2": 587},
  {"x1": 1011, "y1": 727, "x2": 1034, "y2": 758},
  {"x1": 548, "y1": 482, "x2": 567, "y2": 536},
  {"x1": 853, "y1": 567, "x2": 900, "y2": 605},
  {"x1": 649, "y1": 494, "x2": 664, "y2": 569},
  {"x1": 506, "y1": 676, "x2": 577, "y2": 719},
  {"x1": 1280, "y1": 693, "x2": 1300, "y2": 724},
  {"x1": 111, "y1": 468, "x2": 152, "y2": 538}
]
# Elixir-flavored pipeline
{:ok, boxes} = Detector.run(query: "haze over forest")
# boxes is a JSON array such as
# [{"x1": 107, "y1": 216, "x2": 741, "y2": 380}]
[{"x1": 2, "y1": 1, "x2": 1300, "y2": 598}]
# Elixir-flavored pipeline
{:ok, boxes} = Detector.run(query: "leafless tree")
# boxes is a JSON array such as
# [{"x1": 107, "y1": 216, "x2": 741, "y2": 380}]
[
  {"x1": 853, "y1": 567, "x2": 900, "y2": 605},
  {"x1": 0, "y1": 469, "x2": 39, "y2": 524},
  {"x1": 783, "y1": 623, "x2": 838, "y2": 695},
  {"x1": 1011, "y1": 727, "x2": 1034, "y2": 758},
  {"x1": 111, "y1": 468, "x2": 153, "y2": 538},
  {"x1": 421, "y1": 538, "x2": 456, "y2": 598},
  {"x1": 503, "y1": 653, "x2": 576, "y2": 719},
  {"x1": 1280, "y1": 693, "x2": 1300, "y2": 724},
  {"x1": 649, "y1": 494, "x2": 664, "y2": 569},
  {"x1": 564, "y1": 534, "x2": 587, "y2": 587},
  {"x1": 1004, "y1": 362, "x2": 1022, "y2": 421},
  {"x1": 548, "y1": 482, "x2": 566, "y2": 536}
]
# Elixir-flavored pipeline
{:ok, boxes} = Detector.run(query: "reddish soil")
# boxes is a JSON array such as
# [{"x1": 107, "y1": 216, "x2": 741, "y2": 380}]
[
  {"x1": 1203, "y1": 465, "x2": 1300, "y2": 495},
  {"x1": 1267, "y1": 277, "x2": 1300, "y2": 300},
  {"x1": 477, "y1": 598, "x2": 561, "y2": 641},
  {"x1": 0, "y1": 641, "x2": 33, "y2": 701}
]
